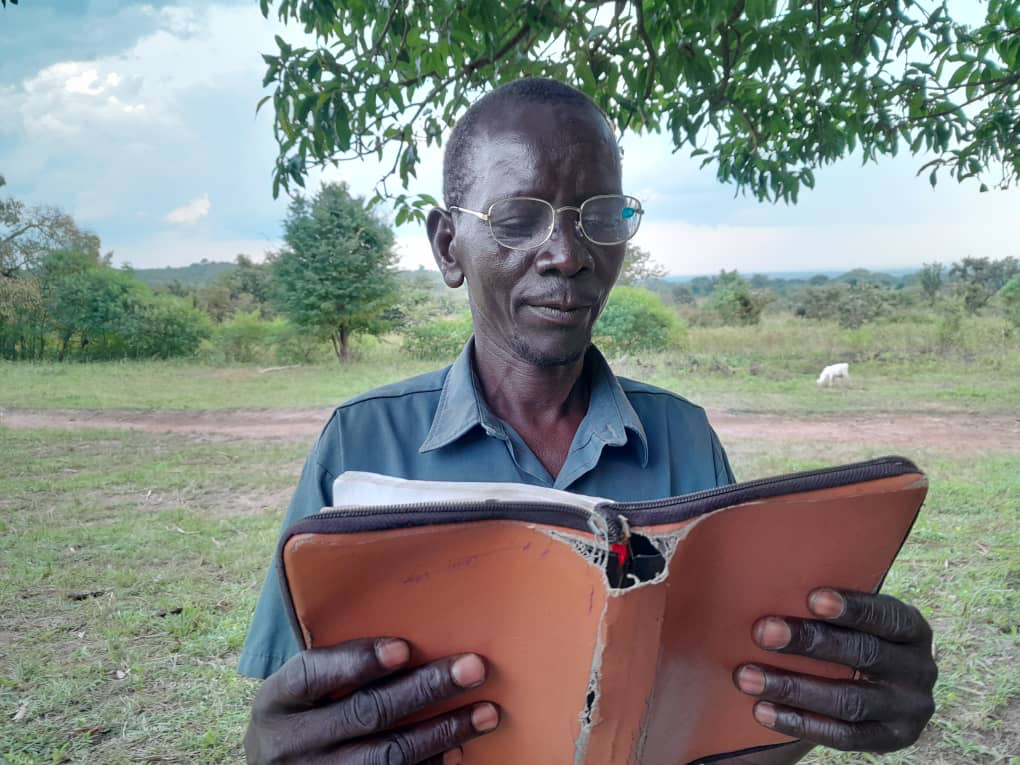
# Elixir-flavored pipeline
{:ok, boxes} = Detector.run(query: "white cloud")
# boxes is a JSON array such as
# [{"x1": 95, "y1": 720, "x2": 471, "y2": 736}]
[{"x1": 165, "y1": 193, "x2": 211, "y2": 224}]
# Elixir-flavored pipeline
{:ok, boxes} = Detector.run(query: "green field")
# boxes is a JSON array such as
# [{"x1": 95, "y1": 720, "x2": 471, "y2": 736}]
[{"x1": 1, "y1": 320, "x2": 1018, "y2": 764}]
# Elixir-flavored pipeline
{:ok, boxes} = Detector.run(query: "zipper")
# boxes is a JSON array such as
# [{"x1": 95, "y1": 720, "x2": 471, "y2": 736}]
[
  {"x1": 288, "y1": 456, "x2": 918, "y2": 545},
  {"x1": 615, "y1": 455, "x2": 919, "y2": 525},
  {"x1": 293, "y1": 499, "x2": 619, "y2": 541}
]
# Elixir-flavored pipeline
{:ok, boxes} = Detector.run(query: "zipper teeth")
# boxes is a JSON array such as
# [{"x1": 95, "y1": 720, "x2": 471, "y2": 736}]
[
  {"x1": 617, "y1": 455, "x2": 914, "y2": 512},
  {"x1": 314, "y1": 501, "x2": 599, "y2": 522},
  {"x1": 299, "y1": 456, "x2": 916, "y2": 542}
]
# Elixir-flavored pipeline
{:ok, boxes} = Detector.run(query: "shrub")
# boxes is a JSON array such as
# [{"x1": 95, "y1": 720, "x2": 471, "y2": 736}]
[
  {"x1": 403, "y1": 312, "x2": 473, "y2": 359},
  {"x1": 594, "y1": 286, "x2": 687, "y2": 355},
  {"x1": 707, "y1": 271, "x2": 772, "y2": 326},
  {"x1": 998, "y1": 274, "x2": 1020, "y2": 329},
  {"x1": 211, "y1": 310, "x2": 274, "y2": 363},
  {"x1": 936, "y1": 299, "x2": 965, "y2": 351},
  {"x1": 127, "y1": 293, "x2": 211, "y2": 359},
  {"x1": 795, "y1": 284, "x2": 892, "y2": 329}
]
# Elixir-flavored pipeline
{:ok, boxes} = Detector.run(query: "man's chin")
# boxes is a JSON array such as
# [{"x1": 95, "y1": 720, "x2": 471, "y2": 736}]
[{"x1": 509, "y1": 333, "x2": 589, "y2": 368}]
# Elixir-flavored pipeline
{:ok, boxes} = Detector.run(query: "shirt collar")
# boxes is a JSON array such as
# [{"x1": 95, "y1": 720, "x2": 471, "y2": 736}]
[{"x1": 419, "y1": 338, "x2": 649, "y2": 467}]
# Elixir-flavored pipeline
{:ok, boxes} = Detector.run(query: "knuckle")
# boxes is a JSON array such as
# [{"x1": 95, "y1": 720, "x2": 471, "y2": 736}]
[
  {"x1": 771, "y1": 673, "x2": 798, "y2": 703},
  {"x1": 797, "y1": 619, "x2": 826, "y2": 654},
  {"x1": 836, "y1": 688, "x2": 867, "y2": 723},
  {"x1": 281, "y1": 652, "x2": 312, "y2": 702},
  {"x1": 428, "y1": 714, "x2": 462, "y2": 745},
  {"x1": 828, "y1": 722, "x2": 857, "y2": 751},
  {"x1": 852, "y1": 633, "x2": 883, "y2": 671},
  {"x1": 376, "y1": 735, "x2": 416, "y2": 765},
  {"x1": 346, "y1": 686, "x2": 388, "y2": 732},
  {"x1": 413, "y1": 663, "x2": 450, "y2": 702}
]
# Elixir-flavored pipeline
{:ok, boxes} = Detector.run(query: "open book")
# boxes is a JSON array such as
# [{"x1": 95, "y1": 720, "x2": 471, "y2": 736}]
[{"x1": 276, "y1": 456, "x2": 927, "y2": 765}]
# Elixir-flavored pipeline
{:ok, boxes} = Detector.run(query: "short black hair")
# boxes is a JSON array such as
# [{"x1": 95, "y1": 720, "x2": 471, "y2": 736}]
[{"x1": 442, "y1": 77, "x2": 616, "y2": 208}]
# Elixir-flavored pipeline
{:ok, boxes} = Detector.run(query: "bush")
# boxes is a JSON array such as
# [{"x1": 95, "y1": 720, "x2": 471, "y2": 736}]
[
  {"x1": 998, "y1": 274, "x2": 1020, "y2": 329},
  {"x1": 707, "y1": 271, "x2": 771, "y2": 326},
  {"x1": 127, "y1": 293, "x2": 211, "y2": 359},
  {"x1": 794, "y1": 284, "x2": 892, "y2": 329},
  {"x1": 594, "y1": 286, "x2": 687, "y2": 355},
  {"x1": 199, "y1": 313, "x2": 325, "y2": 364},
  {"x1": 403, "y1": 312, "x2": 474, "y2": 359},
  {"x1": 211, "y1": 311, "x2": 274, "y2": 363}
]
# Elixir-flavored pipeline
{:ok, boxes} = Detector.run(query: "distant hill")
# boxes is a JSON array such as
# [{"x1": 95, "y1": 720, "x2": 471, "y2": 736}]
[
  {"x1": 132, "y1": 260, "x2": 237, "y2": 288},
  {"x1": 132, "y1": 261, "x2": 454, "y2": 291},
  {"x1": 665, "y1": 268, "x2": 918, "y2": 283}
]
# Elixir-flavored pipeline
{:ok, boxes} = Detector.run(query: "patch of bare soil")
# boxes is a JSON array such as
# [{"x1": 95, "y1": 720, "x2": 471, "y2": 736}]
[{"x1": 2, "y1": 406, "x2": 1018, "y2": 452}]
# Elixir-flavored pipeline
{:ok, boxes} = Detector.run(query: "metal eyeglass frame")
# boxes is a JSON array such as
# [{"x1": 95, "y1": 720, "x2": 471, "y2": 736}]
[{"x1": 448, "y1": 194, "x2": 644, "y2": 250}]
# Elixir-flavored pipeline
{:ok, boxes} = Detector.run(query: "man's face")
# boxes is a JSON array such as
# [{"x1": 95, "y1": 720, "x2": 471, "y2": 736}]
[{"x1": 441, "y1": 101, "x2": 627, "y2": 367}]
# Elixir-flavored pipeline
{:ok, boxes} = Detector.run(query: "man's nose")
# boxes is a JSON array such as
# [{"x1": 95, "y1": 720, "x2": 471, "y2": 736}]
[{"x1": 534, "y1": 213, "x2": 592, "y2": 277}]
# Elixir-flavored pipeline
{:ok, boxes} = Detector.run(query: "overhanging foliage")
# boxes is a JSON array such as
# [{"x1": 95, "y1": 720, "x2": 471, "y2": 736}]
[{"x1": 261, "y1": 0, "x2": 1020, "y2": 220}]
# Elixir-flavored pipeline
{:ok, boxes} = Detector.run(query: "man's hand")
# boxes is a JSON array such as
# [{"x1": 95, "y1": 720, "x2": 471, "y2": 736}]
[
  {"x1": 734, "y1": 588, "x2": 937, "y2": 754},
  {"x1": 244, "y1": 637, "x2": 499, "y2": 764}
]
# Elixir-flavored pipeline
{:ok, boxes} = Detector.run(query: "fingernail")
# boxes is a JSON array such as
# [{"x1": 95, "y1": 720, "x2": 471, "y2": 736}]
[
  {"x1": 443, "y1": 747, "x2": 463, "y2": 765},
  {"x1": 471, "y1": 702, "x2": 499, "y2": 732},
  {"x1": 809, "y1": 588, "x2": 846, "y2": 618},
  {"x1": 451, "y1": 654, "x2": 486, "y2": 688},
  {"x1": 735, "y1": 665, "x2": 766, "y2": 695},
  {"x1": 375, "y1": 639, "x2": 409, "y2": 669},
  {"x1": 754, "y1": 701, "x2": 777, "y2": 728},
  {"x1": 754, "y1": 617, "x2": 791, "y2": 649}
]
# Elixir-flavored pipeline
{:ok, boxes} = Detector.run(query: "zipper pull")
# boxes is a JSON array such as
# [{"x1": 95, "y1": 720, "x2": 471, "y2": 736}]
[{"x1": 593, "y1": 505, "x2": 631, "y2": 587}]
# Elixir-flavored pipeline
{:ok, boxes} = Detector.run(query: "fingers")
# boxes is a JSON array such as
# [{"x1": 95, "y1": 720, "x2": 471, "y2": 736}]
[
  {"x1": 301, "y1": 653, "x2": 488, "y2": 749},
  {"x1": 750, "y1": 703, "x2": 907, "y2": 753},
  {"x1": 330, "y1": 702, "x2": 500, "y2": 764},
  {"x1": 267, "y1": 638, "x2": 411, "y2": 707},
  {"x1": 735, "y1": 664, "x2": 903, "y2": 724},
  {"x1": 752, "y1": 615, "x2": 933, "y2": 682},
  {"x1": 807, "y1": 589, "x2": 933, "y2": 646}
]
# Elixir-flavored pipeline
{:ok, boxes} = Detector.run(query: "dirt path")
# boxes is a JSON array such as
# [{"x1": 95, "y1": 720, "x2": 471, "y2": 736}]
[{"x1": 3, "y1": 406, "x2": 1018, "y2": 452}]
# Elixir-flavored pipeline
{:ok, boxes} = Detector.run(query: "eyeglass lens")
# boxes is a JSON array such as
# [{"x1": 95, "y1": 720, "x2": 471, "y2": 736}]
[{"x1": 487, "y1": 196, "x2": 642, "y2": 249}]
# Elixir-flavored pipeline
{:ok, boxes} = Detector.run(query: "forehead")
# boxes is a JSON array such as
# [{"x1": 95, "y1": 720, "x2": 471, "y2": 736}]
[{"x1": 462, "y1": 102, "x2": 622, "y2": 206}]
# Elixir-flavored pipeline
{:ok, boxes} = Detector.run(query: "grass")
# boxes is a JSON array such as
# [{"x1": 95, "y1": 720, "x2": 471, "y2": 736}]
[
  {"x1": 2, "y1": 317, "x2": 1018, "y2": 415},
  {"x1": 1, "y1": 313, "x2": 1017, "y2": 763},
  {"x1": 0, "y1": 424, "x2": 1016, "y2": 764}
]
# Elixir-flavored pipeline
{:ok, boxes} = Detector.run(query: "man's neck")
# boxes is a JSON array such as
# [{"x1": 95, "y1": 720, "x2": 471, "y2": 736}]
[
  {"x1": 470, "y1": 336, "x2": 590, "y2": 479},
  {"x1": 471, "y1": 336, "x2": 589, "y2": 427}
]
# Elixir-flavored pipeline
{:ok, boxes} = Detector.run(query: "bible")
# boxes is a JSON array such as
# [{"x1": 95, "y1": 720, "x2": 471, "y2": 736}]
[{"x1": 276, "y1": 455, "x2": 927, "y2": 765}]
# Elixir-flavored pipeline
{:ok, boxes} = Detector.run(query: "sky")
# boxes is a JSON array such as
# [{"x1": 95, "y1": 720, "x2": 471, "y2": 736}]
[{"x1": 1, "y1": 0, "x2": 1017, "y2": 276}]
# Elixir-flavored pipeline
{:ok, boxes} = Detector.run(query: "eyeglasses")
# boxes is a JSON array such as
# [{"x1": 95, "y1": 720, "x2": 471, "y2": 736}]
[{"x1": 449, "y1": 194, "x2": 644, "y2": 250}]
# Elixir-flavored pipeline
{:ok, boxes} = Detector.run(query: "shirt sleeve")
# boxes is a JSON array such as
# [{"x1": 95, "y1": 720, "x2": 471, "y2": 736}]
[
  {"x1": 238, "y1": 418, "x2": 339, "y2": 679},
  {"x1": 710, "y1": 426, "x2": 736, "y2": 486}
]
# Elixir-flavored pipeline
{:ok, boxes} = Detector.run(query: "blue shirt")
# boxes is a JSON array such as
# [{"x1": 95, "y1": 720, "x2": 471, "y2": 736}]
[{"x1": 239, "y1": 341, "x2": 735, "y2": 679}]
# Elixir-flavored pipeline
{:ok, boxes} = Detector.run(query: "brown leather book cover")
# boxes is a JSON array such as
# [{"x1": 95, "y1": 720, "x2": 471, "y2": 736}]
[{"x1": 277, "y1": 456, "x2": 927, "y2": 764}]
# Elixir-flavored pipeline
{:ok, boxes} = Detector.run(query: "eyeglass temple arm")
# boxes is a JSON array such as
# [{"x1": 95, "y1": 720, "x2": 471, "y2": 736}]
[{"x1": 447, "y1": 206, "x2": 489, "y2": 222}]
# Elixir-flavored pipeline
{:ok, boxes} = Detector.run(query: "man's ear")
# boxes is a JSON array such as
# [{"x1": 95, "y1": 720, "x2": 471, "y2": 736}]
[{"x1": 427, "y1": 208, "x2": 464, "y2": 288}]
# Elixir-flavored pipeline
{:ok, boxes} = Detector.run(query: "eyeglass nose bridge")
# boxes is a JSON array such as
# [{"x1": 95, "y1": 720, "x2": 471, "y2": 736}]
[{"x1": 546, "y1": 204, "x2": 585, "y2": 244}]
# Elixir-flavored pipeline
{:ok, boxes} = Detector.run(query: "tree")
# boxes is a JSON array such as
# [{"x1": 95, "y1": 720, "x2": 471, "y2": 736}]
[
  {"x1": 795, "y1": 283, "x2": 892, "y2": 328},
  {"x1": 1, "y1": 176, "x2": 102, "y2": 278},
  {"x1": 261, "y1": 1, "x2": 1020, "y2": 219},
  {"x1": 0, "y1": 275, "x2": 46, "y2": 359},
  {"x1": 949, "y1": 255, "x2": 1020, "y2": 313},
  {"x1": 708, "y1": 270, "x2": 772, "y2": 326},
  {"x1": 618, "y1": 244, "x2": 667, "y2": 286},
  {"x1": 269, "y1": 183, "x2": 398, "y2": 362},
  {"x1": 998, "y1": 273, "x2": 1020, "y2": 327},
  {"x1": 919, "y1": 261, "x2": 944, "y2": 305}
]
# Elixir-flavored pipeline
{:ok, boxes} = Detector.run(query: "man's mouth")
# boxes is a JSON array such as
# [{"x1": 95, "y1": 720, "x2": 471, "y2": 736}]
[{"x1": 524, "y1": 302, "x2": 591, "y2": 325}]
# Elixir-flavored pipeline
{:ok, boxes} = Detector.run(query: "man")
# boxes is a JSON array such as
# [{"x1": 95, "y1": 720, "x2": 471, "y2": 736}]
[{"x1": 241, "y1": 78, "x2": 936, "y2": 764}]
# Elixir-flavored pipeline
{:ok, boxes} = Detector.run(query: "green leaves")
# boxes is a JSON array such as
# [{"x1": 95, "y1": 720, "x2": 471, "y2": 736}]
[{"x1": 260, "y1": 0, "x2": 1020, "y2": 211}]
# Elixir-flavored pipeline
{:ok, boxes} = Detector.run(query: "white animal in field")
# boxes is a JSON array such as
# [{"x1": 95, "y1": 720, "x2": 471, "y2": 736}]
[{"x1": 817, "y1": 362, "x2": 850, "y2": 386}]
